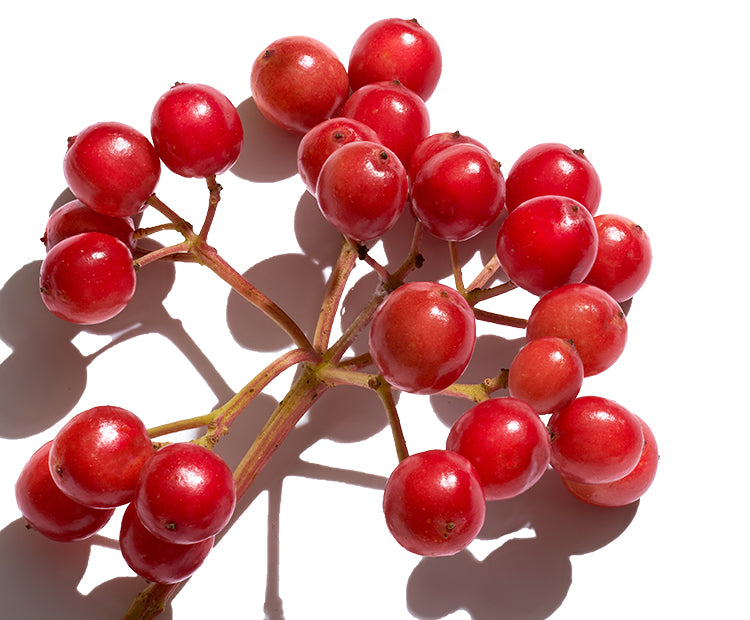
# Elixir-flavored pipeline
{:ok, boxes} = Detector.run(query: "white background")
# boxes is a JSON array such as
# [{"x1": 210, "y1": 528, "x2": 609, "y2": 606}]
[{"x1": 1, "y1": 1, "x2": 748, "y2": 618}]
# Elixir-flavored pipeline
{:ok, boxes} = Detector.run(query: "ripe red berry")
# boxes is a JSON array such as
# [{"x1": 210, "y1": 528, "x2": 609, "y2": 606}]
[
  {"x1": 250, "y1": 35, "x2": 350, "y2": 134},
  {"x1": 547, "y1": 396, "x2": 644, "y2": 484},
  {"x1": 526, "y1": 283, "x2": 627, "y2": 377},
  {"x1": 507, "y1": 336, "x2": 584, "y2": 414},
  {"x1": 583, "y1": 213, "x2": 653, "y2": 302},
  {"x1": 369, "y1": 281, "x2": 476, "y2": 395},
  {"x1": 505, "y1": 143, "x2": 602, "y2": 215},
  {"x1": 49, "y1": 405, "x2": 155, "y2": 509},
  {"x1": 15, "y1": 441, "x2": 115, "y2": 542},
  {"x1": 134, "y1": 442, "x2": 236, "y2": 545},
  {"x1": 63, "y1": 121, "x2": 161, "y2": 218},
  {"x1": 120, "y1": 503, "x2": 215, "y2": 584},
  {"x1": 315, "y1": 141, "x2": 408, "y2": 242},
  {"x1": 496, "y1": 195, "x2": 598, "y2": 296},
  {"x1": 410, "y1": 143, "x2": 506, "y2": 242},
  {"x1": 383, "y1": 449, "x2": 486, "y2": 557},
  {"x1": 560, "y1": 415, "x2": 658, "y2": 507},
  {"x1": 39, "y1": 231, "x2": 137, "y2": 325},
  {"x1": 348, "y1": 18, "x2": 442, "y2": 101},
  {"x1": 407, "y1": 130, "x2": 490, "y2": 186},
  {"x1": 297, "y1": 117, "x2": 381, "y2": 195},
  {"x1": 446, "y1": 398, "x2": 550, "y2": 500},
  {"x1": 150, "y1": 82, "x2": 244, "y2": 178},
  {"x1": 42, "y1": 198, "x2": 136, "y2": 252},
  {"x1": 341, "y1": 80, "x2": 430, "y2": 168}
]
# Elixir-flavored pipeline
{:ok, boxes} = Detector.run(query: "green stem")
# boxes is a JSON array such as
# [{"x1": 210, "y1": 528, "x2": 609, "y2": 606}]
[
  {"x1": 465, "y1": 280, "x2": 517, "y2": 306},
  {"x1": 373, "y1": 378, "x2": 408, "y2": 462},
  {"x1": 313, "y1": 239, "x2": 358, "y2": 352},
  {"x1": 437, "y1": 369, "x2": 509, "y2": 402},
  {"x1": 198, "y1": 175, "x2": 221, "y2": 241}
]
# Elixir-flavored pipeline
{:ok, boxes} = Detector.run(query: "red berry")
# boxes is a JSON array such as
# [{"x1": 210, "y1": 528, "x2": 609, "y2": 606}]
[
  {"x1": 496, "y1": 195, "x2": 598, "y2": 296},
  {"x1": 446, "y1": 398, "x2": 550, "y2": 500},
  {"x1": 315, "y1": 141, "x2": 408, "y2": 242},
  {"x1": 297, "y1": 117, "x2": 381, "y2": 195},
  {"x1": 42, "y1": 198, "x2": 136, "y2": 252},
  {"x1": 120, "y1": 503, "x2": 214, "y2": 584},
  {"x1": 526, "y1": 283, "x2": 627, "y2": 377},
  {"x1": 583, "y1": 213, "x2": 653, "y2": 302},
  {"x1": 341, "y1": 80, "x2": 430, "y2": 168},
  {"x1": 410, "y1": 143, "x2": 506, "y2": 242},
  {"x1": 134, "y1": 442, "x2": 236, "y2": 545},
  {"x1": 250, "y1": 36, "x2": 350, "y2": 134},
  {"x1": 369, "y1": 281, "x2": 476, "y2": 395},
  {"x1": 560, "y1": 416, "x2": 658, "y2": 507},
  {"x1": 39, "y1": 231, "x2": 137, "y2": 325},
  {"x1": 150, "y1": 82, "x2": 244, "y2": 178},
  {"x1": 63, "y1": 121, "x2": 161, "y2": 218},
  {"x1": 15, "y1": 441, "x2": 115, "y2": 542},
  {"x1": 547, "y1": 396, "x2": 644, "y2": 484},
  {"x1": 348, "y1": 18, "x2": 442, "y2": 101},
  {"x1": 507, "y1": 336, "x2": 584, "y2": 414},
  {"x1": 49, "y1": 405, "x2": 155, "y2": 509},
  {"x1": 505, "y1": 143, "x2": 602, "y2": 215},
  {"x1": 407, "y1": 130, "x2": 490, "y2": 186},
  {"x1": 383, "y1": 449, "x2": 486, "y2": 557}
]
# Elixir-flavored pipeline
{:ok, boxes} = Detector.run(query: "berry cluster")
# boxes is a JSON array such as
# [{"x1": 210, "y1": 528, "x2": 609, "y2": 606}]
[{"x1": 16, "y1": 16, "x2": 657, "y2": 617}]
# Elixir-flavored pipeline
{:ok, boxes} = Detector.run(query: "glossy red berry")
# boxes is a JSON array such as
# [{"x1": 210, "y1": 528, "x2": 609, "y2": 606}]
[
  {"x1": 507, "y1": 336, "x2": 584, "y2": 414},
  {"x1": 315, "y1": 141, "x2": 408, "y2": 242},
  {"x1": 383, "y1": 449, "x2": 486, "y2": 557},
  {"x1": 150, "y1": 82, "x2": 244, "y2": 178},
  {"x1": 250, "y1": 35, "x2": 350, "y2": 134},
  {"x1": 410, "y1": 143, "x2": 506, "y2": 242},
  {"x1": 446, "y1": 398, "x2": 550, "y2": 500},
  {"x1": 297, "y1": 117, "x2": 381, "y2": 195},
  {"x1": 63, "y1": 121, "x2": 161, "y2": 217},
  {"x1": 348, "y1": 18, "x2": 442, "y2": 101},
  {"x1": 134, "y1": 442, "x2": 236, "y2": 545},
  {"x1": 369, "y1": 281, "x2": 476, "y2": 395},
  {"x1": 526, "y1": 283, "x2": 627, "y2": 377},
  {"x1": 15, "y1": 441, "x2": 115, "y2": 542},
  {"x1": 341, "y1": 80, "x2": 430, "y2": 168},
  {"x1": 49, "y1": 405, "x2": 155, "y2": 509},
  {"x1": 42, "y1": 198, "x2": 136, "y2": 252},
  {"x1": 547, "y1": 396, "x2": 644, "y2": 484},
  {"x1": 39, "y1": 231, "x2": 137, "y2": 325},
  {"x1": 583, "y1": 213, "x2": 653, "y2": 302},
  {"x1": 407, "y1": 130, "x2": 490, "y2": 186},
  {"x1": 496, "y1": 195, "x2": 598, "y2": 296},
  {"x1": 120, "y1": 503, "x2": 214, "y2": 584},
  {"x1": 505, "y1": 143, "x2": 602, "y2": 215}
]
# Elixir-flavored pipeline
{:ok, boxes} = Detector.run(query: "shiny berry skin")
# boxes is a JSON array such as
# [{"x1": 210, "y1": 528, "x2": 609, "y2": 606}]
[
  {"x1": 526, "y1": 283, "x2": 627, "y2": 377},
  {"x1": 150, "y1": 82, "x2": 244, "y2": 178},
  {"x1": 119, "y1": 503, "x2": 214, "y2": 584},
  {"x1": 348, "y1": 18, "x2": 442, "y2": 101},
  {"x1": 42, "y1": 198, "x2": 135, "y2": 252},
  {"x1": 496, "y1": 195, "x2": 598, "y2": 296},
  {"x1": 49, "y1": 405, "x2": 155, "y2": 509},
  {"x1": 583, "y1": 213, "x2": 653, "y2": 302},
  {"x1": 369, "y1": 281, "x2": 476, "y2": 395},
  {"x1": 446, "y1": 398, "x2": 550, "y2": 501},
  {"x1": 383, "y1": 449, "x2": 486, "y2": 557},
  {"x1": 507, "y1": 336, "x2": 584, "y2": 414},
  {"x1": 560, "y1": 416, "x2": 658, "y2": 507},
  {"x1": 315, "y1": 140, "x2": 408, "y2": 242},
  {"x1": 134, "y1": 442, "x2": 236, "y2": 544},
  {"x1": 297, "y1": 117, "x2": 381, "y2": 195},
  {"x1": 505, "y1": 143, "x2": 602, "y2": 215},
  {"x1": 39, "y1": 231, "x2": 137, "y2": 325},
  {"x1": 407, "y1": 130, "x2": 490, "y2": 186},
  {"x1": 410, "y1": 143, "x2": 506, "y2": 242},
  {"x1": 341, "y1": 80, "x2": 430, "y2": 168},
  {"x1": 250, "y1": 35, "x2": 350, "y2": 134},
  {"x1": 63, "y1": 121, "x2": 161, "y2": 218},
  {"x1": 15, "y1": 441, "x2": 115, "y2": 542},
  {"x1": 547, "y1": 396, "x2": 644, "y2": 484}
]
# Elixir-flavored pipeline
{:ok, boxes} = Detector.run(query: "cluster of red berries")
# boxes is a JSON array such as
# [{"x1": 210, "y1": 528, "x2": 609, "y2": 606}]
[{"x1": 16, "y1": 15, "x2": 658, "y2": 610}]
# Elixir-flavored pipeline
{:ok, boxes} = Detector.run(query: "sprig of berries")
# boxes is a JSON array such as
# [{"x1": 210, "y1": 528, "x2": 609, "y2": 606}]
[{"x1": 16, "y1": 16, "x2": 657, "y2": 619}]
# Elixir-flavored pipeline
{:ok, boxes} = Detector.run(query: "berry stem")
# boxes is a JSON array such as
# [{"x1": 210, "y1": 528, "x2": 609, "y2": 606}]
[
  {"x1": 122, "y1": 582, "x2": 177, "y2": 619},
  {"x1": 473, "y1": 307, "x2": 528, "y2": 329},
  {"x1": 198, "y1": 175, "x2": 222, "y2": 241},
  {"x1": 313, "y1": 239, "x2": 358, "y2": 352},
  {"x1": 449, "y1": 241, "x2": 466, "y2": 295},
  {"x1": 465, "y1": 280, "x2": 517, "y2": 306},
  {"x1": 466, "y1": 252, "x2": 503, "y2": 291},
  {"x1": 373, "y1": 378, "x2": 409, "y2": 462},
  {"x1": 438, "y1": 369, "x2": 509, "y2": 402}
]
